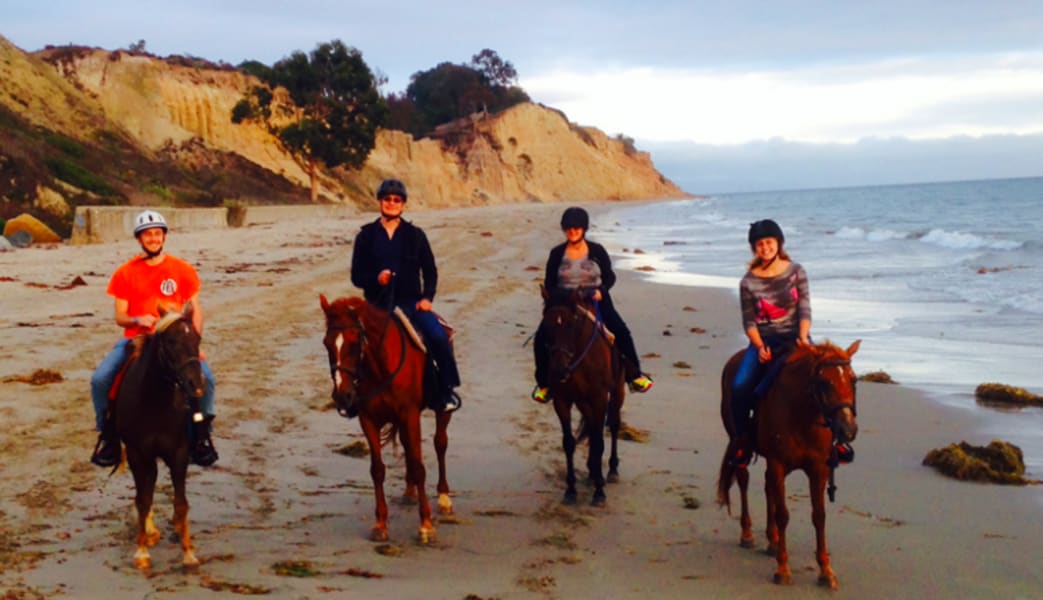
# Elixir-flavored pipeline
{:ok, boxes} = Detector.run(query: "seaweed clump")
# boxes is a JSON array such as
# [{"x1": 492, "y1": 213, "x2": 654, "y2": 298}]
[
  {"x1": 974, "y1": 383, "x2": 1042, "y2": 407},
  {"x1": 922, "y1": 440, "x2": 1027, "y2": 484}
]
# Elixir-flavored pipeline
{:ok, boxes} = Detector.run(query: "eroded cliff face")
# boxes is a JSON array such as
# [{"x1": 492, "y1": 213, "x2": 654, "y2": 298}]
[{"x1": 5, "y1": 39, "x2": 686, "y2": 208}]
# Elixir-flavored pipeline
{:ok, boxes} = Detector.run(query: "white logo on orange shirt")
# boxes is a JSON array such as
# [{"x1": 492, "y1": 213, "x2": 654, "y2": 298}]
[{"x1": 160, "y1": 278, "x2": 178, "y2": 296}]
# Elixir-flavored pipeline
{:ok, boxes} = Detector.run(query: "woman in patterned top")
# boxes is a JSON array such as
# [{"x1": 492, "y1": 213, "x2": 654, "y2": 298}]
[
  {"x1": 531, "y1": 207, "x2": 653, "y2": 403},
  {"x1": 729, "y1": 219, "x2": 812, "y2": 467}
]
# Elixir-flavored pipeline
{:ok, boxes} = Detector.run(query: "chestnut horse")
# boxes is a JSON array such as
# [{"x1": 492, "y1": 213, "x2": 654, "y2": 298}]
[
  {"x1": 115, "y1": 305, "x2": 205, "y2": 570},
  {"x1": 541, "y1": 290, "x2": 625, "y2": 506},
  {"x1": 717, "y1": 340, "x2": 860, "y2": 589},
  {"x1": 320, "y1": 294, "x2": 452, "y2": 543}
]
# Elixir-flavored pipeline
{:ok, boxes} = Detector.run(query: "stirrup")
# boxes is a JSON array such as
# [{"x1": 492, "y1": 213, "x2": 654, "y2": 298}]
[
  {"x1": 192, "y1": 437, "x2": 219, "y2": 467},
  {"x1": 628, "y1": 374, "x2": 653, "y2": 393},
  {"x1": 835, "y1": 442, "x2": 854, "y2": 464},
  {"x1": 531, "y1": 386, "x2": 550, "y2": 404},
  {"x1": 727, "y1": 447, "x2": 751, "y2": 469},
  {"x1": 90, "y1": 434, "x2": 121, "y2": 468},
  {"x1": 442, "y1": 390, "x2": 462, "y2": 413}
]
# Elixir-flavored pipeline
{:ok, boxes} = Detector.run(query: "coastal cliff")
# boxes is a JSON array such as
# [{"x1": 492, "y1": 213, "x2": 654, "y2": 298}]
[{"x1": 0, "y1": 35, "x2": 687, "y2": 223}]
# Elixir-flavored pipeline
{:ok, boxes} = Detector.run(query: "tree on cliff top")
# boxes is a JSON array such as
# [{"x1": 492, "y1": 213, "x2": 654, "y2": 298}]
[
  {"x1": 231, "y1": 40, "x2": 387, "y2": 202},
  {"x1": 388, "y1": 49, "x2": 529, "y2": 138}
]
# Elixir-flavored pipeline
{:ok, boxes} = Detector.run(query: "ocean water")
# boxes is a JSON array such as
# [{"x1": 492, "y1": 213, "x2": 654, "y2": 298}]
[{"x1": 597, "y1": 177, "x2": 1043, "y2": 474}]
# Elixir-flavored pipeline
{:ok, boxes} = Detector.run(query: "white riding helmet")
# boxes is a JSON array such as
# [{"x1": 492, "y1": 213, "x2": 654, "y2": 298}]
[{"x1": 134, "y1": 210, "x2": 168, "y2": 236}]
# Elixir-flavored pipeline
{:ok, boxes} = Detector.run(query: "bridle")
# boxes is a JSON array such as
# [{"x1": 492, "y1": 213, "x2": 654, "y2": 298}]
[
  {"x1": 809, "y1": 356, "x2": 857, "y2": 502},
  {"x1": 546, "y1": 303, "x2": 600, "y2": 384},
  {"x1": 327, "y1": 308, "x2": 406, "y2": 418},
  {"x1": 155, "y1": 317, "x2": 203, "y2": 400}
]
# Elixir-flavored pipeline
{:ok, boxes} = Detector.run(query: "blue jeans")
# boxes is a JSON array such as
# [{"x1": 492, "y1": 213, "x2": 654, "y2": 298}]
[
  {"x1": 398, "y1": 305, "x2": 460, "y2": 392},
  {"x1": 90, "y1": 338, "x2": 215, "y2": 431},
  {"x1": 731, "y1": 336, "x2": 799, "y2": 436}
]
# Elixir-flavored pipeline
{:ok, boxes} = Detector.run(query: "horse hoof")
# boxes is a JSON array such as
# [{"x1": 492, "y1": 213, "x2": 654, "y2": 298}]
[
  {"x1": 818, "y1": 574, "x2": 839, "y2": 590},
  {"x1": 739, "y1": 537, "x2": 756, "y2": 549},
  {"x1": 183, "y1": 552, "x2": 200, "y2": 570},
  {"x1": 606, "y1": 472, "x2": 619, "y2": 484},
  {"x1": 133, "y1": 552, "x2": 151, "y2": 571},
  {"x1": 563, "y1": 492, "x2": 578, "y2": 505},
  {"x1": 370, "y1": 527, "x2": 389, "y2": 542},
  {"x1": 437, "y1": 494, "x2": 454, "y2": 515},
  {"x1": 773, "y1": 572, "x2": 792, "y2": 585},
  {"x1": 418, "y1": 527, "x2": 436, "y2": 544},
  {"x1": 591, "y1": 491, "x2": 607, "y2": 507}
]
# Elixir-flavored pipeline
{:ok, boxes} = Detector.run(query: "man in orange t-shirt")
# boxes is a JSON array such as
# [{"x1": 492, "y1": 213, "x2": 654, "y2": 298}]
[{"x1": 89, "y1": 210, "x2": 218, "y2": 467}]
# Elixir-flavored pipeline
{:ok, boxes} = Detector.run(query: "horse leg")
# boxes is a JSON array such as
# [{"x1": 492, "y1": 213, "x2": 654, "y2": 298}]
[
  {"x1": 359, "y1": 417, "x2": 389, "y2": 542},
  {"x1": 809, "y1": 466, "x2": 839, "y2": 589},
  {"x1": 555, "y1": 401, "x2": 578, "y2": 505},
  {"x1": 765, "y1": 461, "x2": 792, "y2": 585},
  {"x1": 433, "y1": 410, "x2": 453, "y2": 515},
  {"x1": 398, "y1": 426, "x2": 418, "y2": 506},
  {"x1": 170, "y1": 459, "x2": 198, "y2": 569},
  {"x1": 129, "y1": 457, "x2": 158, "y2": 570},
  {"x1": 587, "y1": 413, "x2": 607, "y2": 507},
  {"x1": 737, "y1": 465, "x2": 754, "y2": 548},
  {"x1": 402, "y1": 416, "x2": 435, "y2": 544},
  {"x1": 606, "y1": 386, "x2": 622, "y2": 483}
]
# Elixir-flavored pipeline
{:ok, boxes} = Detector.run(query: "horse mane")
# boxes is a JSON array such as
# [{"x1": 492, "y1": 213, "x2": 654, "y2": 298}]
[
  {"x1": 154, "y1": 311, "x2": 184, "y2": 333},
  {"x1": 786, "y1": 340, "x2": 847, "y2": 367}
]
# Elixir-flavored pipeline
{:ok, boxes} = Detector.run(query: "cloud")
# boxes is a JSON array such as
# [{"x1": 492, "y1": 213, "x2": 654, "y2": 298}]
[{"x1": 521, "y1": 51, "x2": 1043, "y2": 145}]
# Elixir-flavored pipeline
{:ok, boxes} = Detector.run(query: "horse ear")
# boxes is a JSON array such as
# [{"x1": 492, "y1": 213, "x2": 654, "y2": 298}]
[
  {"x1": 158, "y1": 304, "x2": 169, "y2": 317},
  {"x1": 182, "y1": 302, "x2": 194, "y2": 320},
  {"x1": 320, "y1": 294, "x2": 330, "y2": 311},
  {"x1": 846, "y1": 339, "x2": 861, "y2": 357}
]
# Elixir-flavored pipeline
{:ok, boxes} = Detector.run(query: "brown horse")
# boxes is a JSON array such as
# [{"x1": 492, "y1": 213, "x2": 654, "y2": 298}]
[
  {"x1": 115, "y1": 305, "x2": 205, "y2": 570},
  {"x1": 541, "y1": 290, "x2": 625, "y2": 506},
  {"x1": 717, "y1": 340, "x2": 860, "y2": 589},
  {"x1": 320, "y1": 294, "x2": 453, "y2": 543}
]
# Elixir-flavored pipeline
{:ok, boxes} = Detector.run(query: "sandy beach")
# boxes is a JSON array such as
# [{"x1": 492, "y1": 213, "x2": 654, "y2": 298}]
[{"x1": 1, "y1": 201, "x2": 1040, "y2": 599}]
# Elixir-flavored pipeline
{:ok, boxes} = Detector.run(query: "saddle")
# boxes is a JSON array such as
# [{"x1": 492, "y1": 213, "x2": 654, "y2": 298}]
[
  {"x1": 391, "y1": 307, "x2": 455, "y2": 353},
  {"x1": 108, "y1": 335, "x2": 147, "y2": 402},
  {"x1": 390, "y1": 307, "x2": 456, "y2": 411}
]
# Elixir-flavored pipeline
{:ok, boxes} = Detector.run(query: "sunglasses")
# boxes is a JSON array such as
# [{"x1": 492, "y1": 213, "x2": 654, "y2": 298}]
[{"x1": 381, "y1": 195, "x2": 405, "y2": 204}]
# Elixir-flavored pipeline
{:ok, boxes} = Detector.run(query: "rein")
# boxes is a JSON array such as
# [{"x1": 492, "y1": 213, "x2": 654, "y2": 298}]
[
  {"x1": 329, "y1": 304, "x2": 408, "y2": 418},
  {"x1": 548, "y1": 301, "x2": 601, "y2": 384},
  {"x1": 154, "y1": 315, "x2": 203, "y2": 400},
  {"x1": 809, "y1": 357, "x2": 857, "y2": 502}
]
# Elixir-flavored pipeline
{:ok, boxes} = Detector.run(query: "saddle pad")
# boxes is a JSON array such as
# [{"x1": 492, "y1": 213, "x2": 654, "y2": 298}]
[
  {"x1": 392, "y1": 307, "x2": 456, "y2": 354},
  {"x1": 576, "y1": 306, "x2": 616, "y2": 344}
]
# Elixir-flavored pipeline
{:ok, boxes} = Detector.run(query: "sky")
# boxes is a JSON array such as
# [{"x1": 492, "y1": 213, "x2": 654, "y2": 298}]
[{"x1": 5, "y1": 1, "x2": 1043, "y2": 193}]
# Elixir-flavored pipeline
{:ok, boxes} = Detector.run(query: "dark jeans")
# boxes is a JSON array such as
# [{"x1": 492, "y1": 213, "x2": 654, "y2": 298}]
[{"x1": 398, "y1": 304, "x2": 460, "y2": 392}]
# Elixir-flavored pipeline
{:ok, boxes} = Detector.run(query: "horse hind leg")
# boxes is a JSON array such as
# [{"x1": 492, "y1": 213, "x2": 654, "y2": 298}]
[
  {"x1": 130, "y1": 459, "x2": 159, "y2": 571},
  {"x1": 606, "y1": 387, "x2": 622, "y2": 483},
  {"x1": 809, "y1": 468, "x2": 839, "y2": 589},
  {"x1": 402, "y1": 418, "x2": 435, "y2": 544},
  {"x1": 434, "y1": 410, "x2": 453, "y2": 515},
  {"x1": 765, "y1": 462, "x2": 792, "y2": 585}
]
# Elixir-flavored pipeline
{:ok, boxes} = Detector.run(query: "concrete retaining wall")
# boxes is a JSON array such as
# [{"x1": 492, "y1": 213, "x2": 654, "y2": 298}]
[{"x1": 71, "y1": 204, "x2": 358, "y2": 245}]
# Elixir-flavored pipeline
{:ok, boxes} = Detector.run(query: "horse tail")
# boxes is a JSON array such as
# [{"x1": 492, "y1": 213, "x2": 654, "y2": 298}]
[{"x1": 716, "y1": 449, "x2": 736, "y2": 514}]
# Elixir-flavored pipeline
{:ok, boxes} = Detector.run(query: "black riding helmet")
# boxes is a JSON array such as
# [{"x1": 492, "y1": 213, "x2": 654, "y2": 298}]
[
  {"x1": 748, "y1": 219, "x2": 785, "y2": 247},
  {"x1": 376, "y1": 178, "x2": 408, "y2": 201},
  {"x1": 560, "y1": 206, "x2": 589, "y2": 230}
]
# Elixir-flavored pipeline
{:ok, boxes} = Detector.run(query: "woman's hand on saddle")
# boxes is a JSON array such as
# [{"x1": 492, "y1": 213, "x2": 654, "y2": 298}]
[
  {"x1": 796, "y1": 336, "x2": 811, "y2": 348},
  {"x1": 416, "y1": 298, "x2": 433, "y2": 312},
  {"x1": 378, "y1": 269, "x2": 394, "y2": 286},
  {"x1": 758, "y1": 344, "x2": 772, "y2": 363}
]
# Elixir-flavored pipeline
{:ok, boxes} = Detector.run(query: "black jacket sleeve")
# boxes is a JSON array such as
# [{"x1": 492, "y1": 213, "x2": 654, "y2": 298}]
[
  {"x1": 415, "y1": 226, "x2": 438, "y2": 301},
  {"x1": 543, "y1": 243, "x2": 566, "y2": 293},
  {"x1": 351, "y1": 222, "x2": 379, "y2": 297}
]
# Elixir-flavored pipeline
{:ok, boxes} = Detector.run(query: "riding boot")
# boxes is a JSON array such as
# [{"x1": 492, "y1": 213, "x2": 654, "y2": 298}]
[
  {"x1": 442, "y1": 388, "x2": 462, "y2": 413},
  {"x1": 90, "y1": 412, "x2": 121, "y2": 467},
  {"x1": 727, "y1": 432, "x2": 754, "y2": 469},
  {"x1": 191, "y1": 414, "x2": 219, "y2": 467}
]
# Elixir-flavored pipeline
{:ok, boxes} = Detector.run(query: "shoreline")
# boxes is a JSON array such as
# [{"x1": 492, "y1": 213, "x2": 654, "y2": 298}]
[{"x1": 1, "y1": 201, "x2": 1041, "y2": 597}]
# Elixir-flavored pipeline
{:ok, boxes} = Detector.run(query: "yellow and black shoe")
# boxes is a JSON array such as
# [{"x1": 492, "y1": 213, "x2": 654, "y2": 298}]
[
  {"x1": 628, "y1": 374, "x2": 654, "y2": 393},
  {"x1": 531, "y1": 386, "x2": 550, "y2": 404}
]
